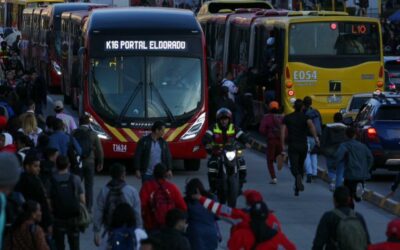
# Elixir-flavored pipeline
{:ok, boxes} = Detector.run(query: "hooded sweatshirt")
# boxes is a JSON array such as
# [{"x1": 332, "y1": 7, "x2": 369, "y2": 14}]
[{"x1": 0, "y1": 133, "x2": 16, "y2": 153}]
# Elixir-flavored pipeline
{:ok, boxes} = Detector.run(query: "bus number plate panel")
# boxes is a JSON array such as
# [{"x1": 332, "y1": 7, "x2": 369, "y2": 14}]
[
  {"x1": 329, "y1": 81, "x2": 341, "y2": 92},
  {"x1": 327, "y1": 95, "x2": 342, "y2": 103}
]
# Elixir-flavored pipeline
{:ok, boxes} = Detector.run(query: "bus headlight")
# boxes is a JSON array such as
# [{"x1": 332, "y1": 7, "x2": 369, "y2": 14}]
[
  {"x1": 180, "y1": 112, "x2": 206, "y2": 141},
  {"x1": 52, "y1": 61, "x2": 62, "y2": 76},
  {"x1": 88, "y1": 115, "x2": 112, "y2": 140}
]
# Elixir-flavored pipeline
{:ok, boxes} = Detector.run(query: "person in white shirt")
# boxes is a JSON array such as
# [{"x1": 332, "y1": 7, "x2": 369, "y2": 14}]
[
  {"x1": 54, "y1": 100, "x2": 77, "y2": 134},
  {"x1": 221, "y1": 71, "x2": 238, "y2": 102}
]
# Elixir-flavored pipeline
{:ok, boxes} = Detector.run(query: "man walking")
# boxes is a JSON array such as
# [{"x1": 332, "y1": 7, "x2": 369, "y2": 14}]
[
  {"x1": 93, "y1": 163, "x2": 142, "y2": 247},
  {"x1": 72, "y1": 114, "x2": 104, "y2": 213},
  {"x1": 134, "y1": 121, "x2": 172, "y2": 182},
  {"x1": 333, "y1": 127, "x2": 373, "y2": 207},
  {"x1": 281, "y1": 99, "x2": 319, "y2": 196},
  {"x1": 54, "y1": 100, "x2": 77, "y2": 134}
]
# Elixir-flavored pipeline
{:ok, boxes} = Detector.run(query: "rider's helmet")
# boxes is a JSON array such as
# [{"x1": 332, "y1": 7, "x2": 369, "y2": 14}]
[{"x1": 216, "y1": 108, "x2": 232, "y2": 121}]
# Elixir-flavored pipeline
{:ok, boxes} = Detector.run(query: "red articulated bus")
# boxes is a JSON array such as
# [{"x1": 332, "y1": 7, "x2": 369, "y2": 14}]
[{"x1": 73, "y1": 8, "x2": 208, "y2": 170}]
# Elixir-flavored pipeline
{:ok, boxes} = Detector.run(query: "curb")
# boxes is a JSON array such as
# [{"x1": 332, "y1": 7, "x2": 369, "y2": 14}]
[{"x1": 248, "y1": 136, "x2": 400, "y2": 217}]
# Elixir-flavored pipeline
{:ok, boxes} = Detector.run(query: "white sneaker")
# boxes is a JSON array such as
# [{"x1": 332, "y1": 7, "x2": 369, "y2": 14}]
[
  {"x1": 356, "y1": 183, "x2": 364, "y2": 200},
  {"x1": 269, "y1": 178, "x2": 278, "y2": 184},
  {"x1": 329, "y1": 182, "x2": 335, "y2": 192}
]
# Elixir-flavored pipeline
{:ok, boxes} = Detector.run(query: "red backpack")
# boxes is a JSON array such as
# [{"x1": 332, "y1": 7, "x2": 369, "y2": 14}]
[{"x1": 150, "y1": 181, "x2": 176, "y2": 227}]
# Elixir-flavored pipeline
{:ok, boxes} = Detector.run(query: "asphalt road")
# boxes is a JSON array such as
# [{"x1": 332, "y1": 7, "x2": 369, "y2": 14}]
[{"x1": 45, "y1": 95, "x2": 396, "y2": 249}]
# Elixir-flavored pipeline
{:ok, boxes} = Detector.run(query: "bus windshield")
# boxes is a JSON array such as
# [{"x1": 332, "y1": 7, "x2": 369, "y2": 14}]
[
  {"x1": 289, "y1": 22, "x2": 380, "y2": 58},
  {"x1": 90, "y1": 56, "x2": 202, "y2": 123}
]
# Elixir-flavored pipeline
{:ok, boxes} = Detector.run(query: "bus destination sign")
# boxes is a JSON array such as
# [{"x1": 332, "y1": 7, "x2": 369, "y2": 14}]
[{"x1": 104, "y1": 40, "x2": 187, "y2": 51}]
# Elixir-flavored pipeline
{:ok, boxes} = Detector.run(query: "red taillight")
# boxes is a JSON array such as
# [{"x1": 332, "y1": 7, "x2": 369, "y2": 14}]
[
  {"x1": 288, "y1": 90, "x2": 295, "y2": 96},
  {"x1": 285, "y1": 66, "x2": 290, "y2": 79},
  {"x1": 367, "y1": 127, "x2": 379, "y2": 142},
  {"x1": 379, "y1": 66, "x2": 384, "y2": 78}
]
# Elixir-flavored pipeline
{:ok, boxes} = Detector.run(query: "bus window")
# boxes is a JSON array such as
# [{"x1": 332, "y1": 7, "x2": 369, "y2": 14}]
[
  {"x1": 215, "y1": 23, "x2": 225, "y2": 61},
  {"x1": 289, "y1": 22, "x2": 380, "y2": 65}
]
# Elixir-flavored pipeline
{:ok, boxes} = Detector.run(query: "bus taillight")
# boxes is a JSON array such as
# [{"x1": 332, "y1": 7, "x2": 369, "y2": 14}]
[
  {"x1": 286, "y1": 81, "x2": 293, "y2": 88},
  {"x1": 379, "y1": 66, "x2": 383, "y2": 78},
  {"x1": 377, "y1": 81, "x2": 384, "y2": 88},
  {"x1": 288, "y1": 90, "x2": 295, "y2": 96}
]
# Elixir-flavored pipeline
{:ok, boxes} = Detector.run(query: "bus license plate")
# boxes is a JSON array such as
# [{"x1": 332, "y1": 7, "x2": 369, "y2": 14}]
[{"x1": 327, "y1": 95, "x2": 342, "y2": 103}]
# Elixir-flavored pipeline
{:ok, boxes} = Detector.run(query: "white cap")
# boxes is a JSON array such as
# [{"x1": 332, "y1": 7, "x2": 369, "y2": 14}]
[
  {"x1": 267, "y1": 37, "x2": 275, "y2": 46},
  {"x1": 54, "y1": 100, "x2": 64, "y2": 111}
]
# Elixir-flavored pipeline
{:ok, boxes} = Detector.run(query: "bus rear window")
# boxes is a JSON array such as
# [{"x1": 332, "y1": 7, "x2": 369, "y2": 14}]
[
  {"x1": 376, "y1": 106, "x2": 400, "y2": 120},
  {"x1": 289, "y1": 22, "x2": 379, "y2": 57}
]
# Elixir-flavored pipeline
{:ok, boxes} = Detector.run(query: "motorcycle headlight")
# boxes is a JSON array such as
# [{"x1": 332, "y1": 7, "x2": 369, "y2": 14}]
[
  {"x1": 88, "y1": 114, "x2": 112, "y2": 140},
  {"x1": 180, "y1": 112, "x2": 206, "y2": 141},
  {"x1": 225, "y1": 151, "x2": 236, "y2": 161},
  {"x1": 52, "y1": 61, "x2": 62, "y2": 76}
]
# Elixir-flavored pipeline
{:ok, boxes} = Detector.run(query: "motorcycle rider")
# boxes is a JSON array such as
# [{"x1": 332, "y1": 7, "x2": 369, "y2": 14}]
[{"x1": 203, "y1": 108, "x2": 251, "y2": 193}]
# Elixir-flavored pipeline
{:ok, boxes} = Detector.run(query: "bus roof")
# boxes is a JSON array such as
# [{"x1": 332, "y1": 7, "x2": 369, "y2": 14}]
[
  {"x1": 197, "y1": 0, "x2": 272, "y2": 16},
  {"x1": 61, "y1": 10, "x2": 90, "y2": 26},
  {"x1": 26, "y1": 0, "x2": 64, "y2": 3},
  {"x1": 88, "y1": 8, "x2": 201, "y2": 35},
  {"x1": 49, "y1": 3, "x2": 108, "y2": 17}
]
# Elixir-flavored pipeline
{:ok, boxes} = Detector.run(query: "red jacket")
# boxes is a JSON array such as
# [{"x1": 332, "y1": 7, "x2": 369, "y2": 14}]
[
  {"x1": 259, "y1": 114, "x2": 284, "y2": 140},
  {"x1": 140, "y1": 179, "x2": 187, "y2": 231},
  {"x1": 368, "y1": 242, "x2": 400, "y2": 250},
  {"x1": 0, "y1": 144, "x2": 17, "y2": 153},
  {"x1": 198, "y1": 197, "x2": 295, "y2": 250}
]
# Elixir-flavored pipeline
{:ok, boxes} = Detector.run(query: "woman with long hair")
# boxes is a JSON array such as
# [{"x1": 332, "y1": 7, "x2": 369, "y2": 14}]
[
  {"x1": 19, "y1": 113, "x2": 42, "y2": 146},
  {"x1": 4, "y1": 200, "x2": 49, "y2": 250},
  {"x1": 185, "y1": 178, "x2": 219, "y2": 250}
]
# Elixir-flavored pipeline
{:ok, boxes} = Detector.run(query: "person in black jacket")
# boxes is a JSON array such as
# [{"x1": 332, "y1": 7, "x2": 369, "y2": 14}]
[
  {"x1": 14, "y1": 153, "x2": 52, "y2": 235},
  {"x1": 134, "y1": 121, "x2": 172, "y2": 183},
  {"x1": 155, "y1": 208, "x2": 191, "y2": 250},
  {"x1": 312, "y1": 186, "x2": 370, "y2": 250}
]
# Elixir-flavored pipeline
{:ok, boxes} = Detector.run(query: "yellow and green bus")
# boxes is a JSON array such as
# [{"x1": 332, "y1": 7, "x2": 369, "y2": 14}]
[{"x1": 248, "y1": 12, "x2": 384, "y2": 123}]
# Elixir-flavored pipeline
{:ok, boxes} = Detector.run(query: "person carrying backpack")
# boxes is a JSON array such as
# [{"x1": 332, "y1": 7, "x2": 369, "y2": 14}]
[
  {"x1": 94, "y1": 163, "x2": 142, "y2": 247},
  {"x1": 49, "y1": 155, "x2": 85, "y2": 250},
  {"x1": 259, "y1": 101, "x2": 284, "y2": 184},
  {"x1": 303, "y1": 96, "x2": 322, "y2": 183},
  {"x1": 99, "y1": 203, "x2": 147, "y2": 250},
  {"x1": 312, "y1": 186, "x2": 370, "y2": 250},
  {"x1": 72, "y1": 115, "x2": 104, "y2": 213},
  {"x1": 140, "y1": 163, "x2": 187, "y2": 233}
]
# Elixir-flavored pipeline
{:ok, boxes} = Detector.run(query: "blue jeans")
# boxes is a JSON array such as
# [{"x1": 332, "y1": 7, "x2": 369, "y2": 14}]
[
  {"x1": 326, "y1": 156, "x2": 345, "y2": 187},
  {"x1": 305, "y1": 137, "x2": 318, "y2": 176}
]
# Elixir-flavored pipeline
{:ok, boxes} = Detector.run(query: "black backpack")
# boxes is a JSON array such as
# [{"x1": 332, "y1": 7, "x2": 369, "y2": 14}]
[
  {"x1": 73, "y1": 128, "x2": 92, "y2": 159},
  {"x1": 50, "y1": 174, "x2": 80, "y2": 220},
  {"x1": 102, "y1": 183, "x2": 128, "y2": 229}
]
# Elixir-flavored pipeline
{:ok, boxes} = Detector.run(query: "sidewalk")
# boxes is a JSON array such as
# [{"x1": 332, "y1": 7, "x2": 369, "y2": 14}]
[{"x1": 247, "y1": 132, "x2": 400, "y2": 216}]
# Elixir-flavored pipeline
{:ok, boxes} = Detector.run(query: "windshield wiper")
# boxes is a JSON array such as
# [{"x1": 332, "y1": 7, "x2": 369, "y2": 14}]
[
  {"x1": 149, "y1": 82, "x2": 176, "y2": 123},
  {"x1": 116, "y1": 81, "x2": 143, "y2": 123}
]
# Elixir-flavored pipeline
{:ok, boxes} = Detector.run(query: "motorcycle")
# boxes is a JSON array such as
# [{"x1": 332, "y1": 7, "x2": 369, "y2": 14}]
[{"x1": 207, "y1": 143, "x2": 244, "y2": 208}]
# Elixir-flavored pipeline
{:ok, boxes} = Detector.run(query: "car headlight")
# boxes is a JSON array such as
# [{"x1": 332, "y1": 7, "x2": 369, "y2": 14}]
[
  {"x1": 225, "y1": 151, "x2": 236, "y2": 161},
  {"x1": 52, "y1": 61, "x2": 62, "y2": 76},
  {"x1": 88, "y1": 114, "x2": 111, "y2": 140},
  {"x1": 180, "y1": 112, "x2": 206, "y2": 141}
]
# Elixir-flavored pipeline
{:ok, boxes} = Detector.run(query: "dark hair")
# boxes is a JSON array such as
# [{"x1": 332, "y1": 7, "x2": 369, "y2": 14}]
[
  {"x1": 44, "y1": 147, "x2": 58, "y2": 160},
  {"x1": 185, "y1": 178, "x2": 210, "y2": 202},
  {"x1": 151, "y1": 121, "x2": 165, "y2": 132},
  {"x1": 303, "y1": 96, "x2": 312, "y2": 107},
  {"x1": 249, "y1": 201, "x2": 276, "y2": 245},
  {"x1": 27, "y1": 100, "x2": 35, "y2": 108},
  {"x1": 15, "y1": 132, "x2": 34, "y2": 148},
  {"x1": 56, "y1": 155, "x2": 70, "y2": 170},
  {"x1": 53, "y1": 118, "x2": 65, "y2": 131},
  {"x1": 12, "y1": 200, "x2": 40, "y2": 231},
  {"x1": 23, "y1": 153, "x2": 40, "y2": 167},
  {"x1": 293, "y1": 99, "x2": 303, "y2": 112},
  {"x1": 110, "y1": 163, "x2": 125, "y2": 180},
  {"x1": 165, "y1": 208, "x2": 187, "y2": 228},
  {"x1": 140, "y1": 238, "x2": 162, "y2": 250},
  {"x1": 153, "y1": 163, "x2": 167, "y2": 179},
  {"x1": 46, "y1": 115, "x2": 57, "y2": 130},
  {"x1": 346, "y1": 127, "x2": 356, "y2": 139},
  {"x1": 79, "y1": 114, "x2": 90, "y2": 126},
  {"x1": 225, "y1": 71, "x2": 232, "y2": 77},
  {"x1": 334, "y1": 186, "x2": 351, "y2": 207},
  {"x1": 110, "y1": 203, "x2": 136, "y2": 229},
  {"x1": 37, "y1": 134, "x2": 49, "y2": 148},
  {"x1": 333, "y1": 112, "x2": 343, "y2": 123}
]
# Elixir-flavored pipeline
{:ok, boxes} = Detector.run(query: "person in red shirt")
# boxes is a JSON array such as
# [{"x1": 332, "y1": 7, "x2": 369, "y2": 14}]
[
  {"x1": 0, "y1": 132, "x2": 16, "y2": 153},
  {"x1": 140, "y1": 163, "x2": 187, "y2": 232},
  {"x1": 368, "y1": 218, "x2": 400, "y2": 250},
  {"x1": 192, "y1": 189, "x2": 296, "y2": 250}
]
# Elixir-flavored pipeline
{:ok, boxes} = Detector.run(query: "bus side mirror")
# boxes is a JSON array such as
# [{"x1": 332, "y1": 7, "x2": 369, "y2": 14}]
[{"x1": 78, "y1": 47, "x2": 86, "y2": 56}]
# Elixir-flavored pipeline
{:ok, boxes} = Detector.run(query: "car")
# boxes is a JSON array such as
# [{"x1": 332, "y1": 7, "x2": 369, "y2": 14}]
[
  {"x1": 341, "y1": 93, "x2": 372, "y2": 121},
  {"x1": 384, "y1": 58, "x2": 400, "y2": 91},
  {"x1": 353, "y1": 92, "x2": 400, "y2": 171}
]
